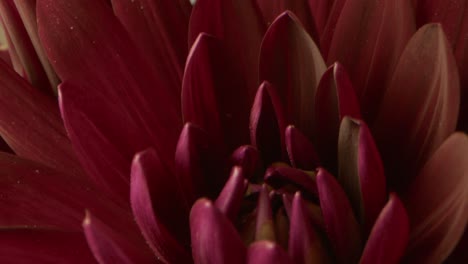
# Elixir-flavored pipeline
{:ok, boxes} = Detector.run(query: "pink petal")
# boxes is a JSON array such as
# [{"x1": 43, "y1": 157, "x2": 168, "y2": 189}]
[
  {"x1": 247, "y1": 241, "x2": 293, "y2": 264},
  {"x1": 0, "y1": 228, "x2": 96, "y2": 263},
  {"x1": 402, "y1": 133, "x2": 468, "y2": 263},
  {"x1": 111, "y1": 0, "x2": 191, "y2": 96},
  {"x1": 230, "y1": 145, "x2": 261, "y2": 181},
  {"x1": 260, "y1": 11, "x2": 326, "y2": 140},
  {"x1": 83, "y1": 212, "x2": 155, "y2": 264},
  {"x1": 0, "y1": 60, "x2": 82, "y2": 177},
  {"x1": 289, "y1": 192, "x2": 330, "y2": 264},
  {"x1": 360, "y1": 193, "x2": 409, "y2": 264},
  {"x1": 338, "y1": 118, "x2": 387, "y2": 234},
  {"x1": 215, "y1": 166, "x2": 248, "y2": 222},
  {"x1": 285, "y1": 125, "x2": 320, "y2": 170},
  {"x1": 373, "y1": 24, "x2": 460, "y2": 191},
  {"x1": 255, "y1": 185, "x2": 275, "y2": 241},
  {"x1": 314, "y1": 63, "x2": 361, "y2": 172},
  {"x1": 250, "y1": 81, "x2": 287, "y2": 164},
  {"x1": 130, "y1": 148, "x2": 191, "y2": 263},
  {"x1": 190, "y1": 199, "x2": 247, "y2": 264},
  {"x1": 265, "y1": 166, "x2": 318, "y2": 197},
  {"x1": 327, "y1": 0, "x2": 416, "y2": 123},
  {"x1": 316, "y1": 168, "x2": 362, "y2": 263}
]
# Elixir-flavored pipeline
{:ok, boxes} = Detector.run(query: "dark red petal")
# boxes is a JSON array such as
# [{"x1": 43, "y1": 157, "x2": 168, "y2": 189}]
[
  {"x1": 83, "y1": 212, "x2": 155, "y2": 264},
  {"x1": 230, "y1": 145, "x2": 261, "y2": 181},
  {"x1": 247, "y1": 241, "x2": 293, "y2": 264},
  {"x1": 250, "y1": 81, "x2": 287, "y2": 164},
  {"x1": 189, "y1": 0, "x2": 265, "y2": 106},
  {"x1": 190, "y1": 199, "x2": 247, "y2": 264},
  {"x1": 175, "y1": 123, "x2": 227, "y2": 205},
  {"x1": 338, "y1": 118, "x2": 387, "y2": 234},
  {"x1": 373, "y1": 24, "x2": 460, "y2": 191},
  {"x1": 285, "y1": 125, "x2": 320, "y2": 170},
  {"x1": 320, "y1": 0, "x2": 346, "y2": 57},
  {"x1": 308, "y1": 0, "x2": 333, "y2": 37},
  {"x1": 260, "y1": 11, "x2": 326, "y2": 140},
  {"x1": 289, "y1": 192, "x2": 329, "y2": 264},
  {"x1": 111, "y1": 0, "x2": 191, "y2": 96},
  {"x1": 38, "y1": 0, "x2": 181, "y2": 172},
  {"x1": 265, "y1": 166, "x2": 318, "y2": 197},
  {"x1": 130, "y1": 148, "x2": 191, "y2": 263},
  {"x1": 316, "y1": 168, "x2": 362, "y2": 264},
  {"x1": 0, "y1": 228, "x2": 96, "y2": 263},
  {"x1": 315, "y1": 63, "x2": 361, "y2": 172},
  {"x1": 402, "y1": 133, "x2": 468, "y2": 263},
  {"x1": 360, "y1": 193, "x2": 409, "y2": 264},
  {"x1": 0, "y1": 60, "x2": 82, "y2": 177},
  {"x1": 255, "y1": 185, "x2": 275, "y2": 241},
  {"x1": 327, "y1": 0, "x2": 416, "y2": 123},
  {"x1": 215, "y1": 166, "x2": 248, "y2": 222}
]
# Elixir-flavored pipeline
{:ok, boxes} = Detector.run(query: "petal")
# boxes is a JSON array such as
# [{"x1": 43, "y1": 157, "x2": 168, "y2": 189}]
[
  {"x1": 360, "y1": 193, "x2": 409, "y2": 264},
  {"x1": 319, "y1": 0, "x2": 346, "y2": 57},
  {"x1": 215, "y1": 166, "x2": 248, "y2": 222},
  {"x1": 308, "y1": 0, "x2": 333, "y2": 37},
  {"x1": 130, "y1": 148, "x2": 191, "y2": 263},
  {"x1": 230, "y1": 145, "x2": 261, "y2": 181},
  {"x1": 0, "y1": 60, "x2": 82, "y2": 177},
  {"x1": 0, "y1": 228, "x2": 96, "y2": 263},
  {"x1": 250, "y1": 81, "x2": 287, "y2": 164},
  {"x1": 327, "y1": 0, "x2": 416, "y2": 123},
  {"x1": 338, "y1": 118, "x2": 387, "y2": 234},
  {"x1": 314, "y1": 63, "x2": 361, "y2": 172},
  {"x1": 402, "y1": 133, "x2": 468, "y2": 263},
  {"x1": 189, "y1": 0, "x2": 265, "y2": 104},
  {"x1": 259, "y1": 11, "x2": 326, "y2": 140},
  {"x1": 265, "y1": 166, "x2": 318, "y2": 197},
  {"x1": 285, "y1": 125, "x2": 320, "y2": 170},
  {"x1": 255, "y1": 185, "x2": 275, "y2": 241},
  {"x1": 111, "y1": 0, "x2": 191, "y2": 95},
  {"x1": 38, "y1": 0, "x2": 181, "y2": 172},
  {"x1": 190, "y1": 199, "x2": 247, "y2": 264},
  {"x1": 247, "y1": 241, "x2": 292, "y2": 264},
  {"x1": 316, "y1": 168, "x2": 362, "y2": 263},
  {"x1": 83, "y1": 212, "x2": 154, "y2": 264},
  {"x1": 373, "y1": 24, "x2": 460, "y2": 191},
  {"x1": 289, "y1": 192, "x2": 330, "y2": 264}
]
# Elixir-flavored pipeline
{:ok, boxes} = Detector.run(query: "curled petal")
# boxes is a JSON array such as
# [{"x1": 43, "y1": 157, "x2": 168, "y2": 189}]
[
  {"x1": 285, "y1": 125, "x2": 320, "y2": 170},
  {"x1": 215, "y1": 166, "x2": 248, "y2": 222},
  {"x1": 247, "y1": 241, "x2": 292, "y2": 264},
  {"x1": 265, "y1": 166, "x2": 317, "y2": 197},
  {"x1": 255, "y1": 186, "x2": 275, "y2": 241},
  {"x1": 230, "y1": 145, "x2": 261, "y2": 181}
]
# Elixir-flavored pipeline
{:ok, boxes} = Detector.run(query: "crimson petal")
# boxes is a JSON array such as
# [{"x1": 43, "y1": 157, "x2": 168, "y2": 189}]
[
  {"x1": 285, "y1": 125, "x2": 320, "y2": 170},
  {"x1": 255, "y1": 185, "x2": 275, "y2": 241},
  {"x1": 215, "y1": 166, "x2": 248, "y2": 223},
  {"x1": 265, "y1": 166, "x2": 317, "y2": 197},
  {"x1": 247, "y1": 241, "x2": 292, "y2": 264},
  {"x1": 230, "y1": 145, "x2": 261, "y2": 181},
  {"x1": 190, "y1": 199, "x2": 247, "y2": 264}
]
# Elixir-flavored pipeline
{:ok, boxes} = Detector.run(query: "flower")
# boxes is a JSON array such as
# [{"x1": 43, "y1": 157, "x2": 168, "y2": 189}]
[{"x1": 0, "y1": 0, "x2": 466, "y2": 263}]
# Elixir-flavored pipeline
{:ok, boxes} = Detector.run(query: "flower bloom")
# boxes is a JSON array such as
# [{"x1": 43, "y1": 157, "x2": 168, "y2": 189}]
[{"x1": 0, "y1": 0, "x2": 466, "y2": 263}]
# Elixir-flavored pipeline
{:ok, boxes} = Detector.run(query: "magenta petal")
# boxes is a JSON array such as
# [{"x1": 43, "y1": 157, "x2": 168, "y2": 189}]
[
  {"x1": 130, "y1": 148, "x2": 191, "y2": 263},
  {"x1": 265, "y1": 166, "x2": 318, "y2": 197},
  {"x1": 260, "y1": 11, "x2": 326, "y2": 140},
  {"x1": 247, "y1": 241, "x2": 292, "y2": 264},
  {"x1": 83, "y1": 212, "x2": 154, "y2": 264},
  {"x1": 289, "y1": 192, "x2": 329, "y2": 264},
  {"x1": 215, "y1": 166, "x2": 248, "y2": 222},
  {"x1": 360, "y1": 193, "x2": 409, "y2": 264},
  {"x1": 230, "y1": 145, "x2": 261, "y2": 181},
  {"x1": 250, "y1": 81, "x2": 287, "y2": 164},
  {"x1": 0, "y1": 60, "x2": 82, "y2": 177},
  {"x1": 285, "y1": 125, "x2": 320, "y2": 170},
  {"x1": 255, "y1": 185, "x2": 275, "y2": 241},
  {"x1": 315, "y1": 63, "x2": 361, "y2": 171},
  {"x1": 373, "y1": 24, "x2": 460, "y2": 191},
  {"x1": 175, "y1": 123, "x2": 226, "y2": 204},
  {"x1": 316, "y1": 168, "x2": 362, "y2": 264},
  {"x1": 190, "y1": 199, "x2": 247, "y2": 264},
  {"x1": 327, "y1": 0, "x2": 415, "y2": 123},
  {"x1": 338, "y1": 118, "x2": 387, "y2": 234},
  {"x1": 402, "y1": 133, "x2": 468, "y2": 263},
  {"x1": 0, "y1": 228, "x2": 96, "y2": 263}
]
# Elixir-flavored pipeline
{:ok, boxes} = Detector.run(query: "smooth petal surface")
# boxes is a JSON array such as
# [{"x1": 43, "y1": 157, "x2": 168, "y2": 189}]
[
  {"x1": 285, "y1": 125, "x2": 320, "y2": 170},
  {"x1": 360, "y1": 193, "x2": 409, "y2": 264},
  {"x1": 308, "y1": 0, "x2": 333, "y2": 37},
  {"x1": 130, "y1": 149, "x2": 191, "y2": 263},
  {"x1": 83, "y1": 212, "x2": 154, "y2": 264},
  {"x1": 215, "y1": 166, "x2": 248, "y2": 222},
  {"x1": 315, "y1": 63, "x2": 361, "y2": 172},
  {"x1": 230, "y1": 145, "x2": 260, "y2": 181},
  {"x1": 255, "y1": 186, "x2": 275, "y2": 241},
  {"x1": 320, "y1": 0, "x2": 346, "y2": 57},
  {"x1": 289, "y1": 192, "x2": 329, "y2": 264},
  {"x1": 0, "y1": 60, "x2": 82, "y2": 177},
  {"x1": 247, "y1": 241, "x2": 292, "y2": 264},
  {"x1": 190, "y1": 199, "x2": 247, "y2": 264},
  {"x1": 402, "y1": 133, "x2": 468, "y2": 263},
  {"x1": 374, "y1": 24, "x2": 460, "y2": 191},
  {"x1": 260, "y1": 11, "x2": 326, "y2": 140},
  {"x1": 338, "y1": 118, "x2": 387, "y2": 234},
  {"x1": 327, "y1": 0, "x2": 415, "y2": 123},
  {"x1": 0, "y1": 228, "x2": 96, "y2": 264},
  {"x1": 250, "y1": 81, "x2": 287, "y2": 164},
  {"x1": 317, "y1": 168, "x2": 362, "y2": 264},
  {"x1": 265, "y1": 166, "x2": 317, "y2": 197}
]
